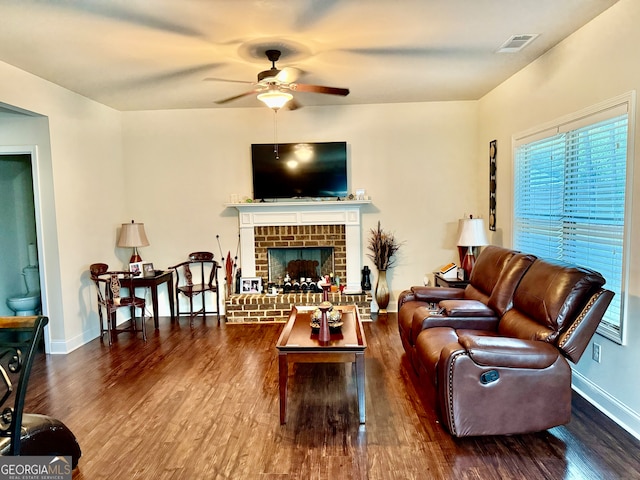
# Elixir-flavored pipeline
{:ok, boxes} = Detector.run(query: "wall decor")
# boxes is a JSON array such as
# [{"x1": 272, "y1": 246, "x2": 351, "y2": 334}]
[{"x1": 489, "y1": 139, "x2": 497, "y2": 231}]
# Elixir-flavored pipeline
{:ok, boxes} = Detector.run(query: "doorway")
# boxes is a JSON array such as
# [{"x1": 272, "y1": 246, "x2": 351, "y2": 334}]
[{"x1": 0, "y1": 153, "x2": 40, "y2": 317}]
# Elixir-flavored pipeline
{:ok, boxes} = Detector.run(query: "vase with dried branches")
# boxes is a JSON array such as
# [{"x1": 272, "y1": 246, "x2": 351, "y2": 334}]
[{"x1": 367, "y1": 221, "x2": 401, "y2": 312}]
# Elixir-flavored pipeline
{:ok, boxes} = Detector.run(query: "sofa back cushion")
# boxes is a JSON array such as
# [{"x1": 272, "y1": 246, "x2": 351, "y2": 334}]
[
  {"x1": 486, "y1": 253, "x2": 536, "y2": 317},
  {"x1": 464, "y1": 246, "x2": 517, "y2": 305},
  {"x1": 498, "y1": 258, "x2": 605, "y2": 343}
]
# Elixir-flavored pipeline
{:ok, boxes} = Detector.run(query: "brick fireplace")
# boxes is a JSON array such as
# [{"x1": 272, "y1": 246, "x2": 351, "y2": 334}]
[
  {"x1": 226, "y1": 200, "x2": 371, "y2": 323},
  {"x1": 255, "y1": 225, "x2": 346, "y2": 283}
]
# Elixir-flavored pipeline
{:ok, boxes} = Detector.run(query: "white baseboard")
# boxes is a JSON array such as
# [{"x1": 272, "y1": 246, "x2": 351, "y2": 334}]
[{"x1": 572, "y1": 370, "x2": 640, "y2": 441}]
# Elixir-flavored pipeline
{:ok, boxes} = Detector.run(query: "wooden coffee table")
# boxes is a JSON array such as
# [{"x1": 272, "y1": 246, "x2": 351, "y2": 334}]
[{"x1": 276, "y1": 305, "x2": 367, "y2": 425}]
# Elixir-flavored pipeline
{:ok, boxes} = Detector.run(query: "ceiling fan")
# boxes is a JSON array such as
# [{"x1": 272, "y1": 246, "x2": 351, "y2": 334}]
[{"x1": 209, "y1": 49, "x2": 350, "y2": 110}]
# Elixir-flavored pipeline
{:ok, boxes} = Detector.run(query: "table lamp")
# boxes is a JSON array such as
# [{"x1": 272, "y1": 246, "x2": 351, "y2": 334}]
[
  {"x1": 117, "y1": 220, "x2": 150, "y2": 263},
  {"x1": 457, "y1": 216, "x2": 489, "y2": 280}
]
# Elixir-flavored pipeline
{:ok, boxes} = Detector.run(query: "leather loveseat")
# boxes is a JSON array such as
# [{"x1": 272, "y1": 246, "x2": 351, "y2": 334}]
[{"x1": 397, "y1": 246, "x2": 614, "y2": 437}]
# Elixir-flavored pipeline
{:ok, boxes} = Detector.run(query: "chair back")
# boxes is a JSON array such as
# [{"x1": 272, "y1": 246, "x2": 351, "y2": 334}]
[
  {"x1": 189, "y1": 251, "x2": 214, "y2": 261},
  {"x1": 0, "y1": 315, "x2": 48, "y2": 455},
  {"x1": 171, "y1": 253, "x2": 219, "y2": 289},
  {"x1": 90, "y1": 263, "x2": 140, "y2": 303}
]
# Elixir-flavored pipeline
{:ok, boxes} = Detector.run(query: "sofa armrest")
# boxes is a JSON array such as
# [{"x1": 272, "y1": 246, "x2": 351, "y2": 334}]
[
  {"x1": 440, "y1": 299, "x2": 495, "y2": 317},
  {"x1": 419, "y1": 315, "x2": 499, "y2": 332},
  {"x1": 457, "y1": 334, "x2": 560, "y2": 369},
  {"x1": 410, "y1": 286, "x2": 466, "y2": 302},
  {"x1": 398, "y1": 289, "x2": 416, "y2": 309},
  {"x1": 414, "y1": 306, "x2": 498, "y2": 335}
]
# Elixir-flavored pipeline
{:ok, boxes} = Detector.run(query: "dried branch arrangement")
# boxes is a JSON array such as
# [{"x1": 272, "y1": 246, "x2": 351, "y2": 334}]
[{"x1": 367, "y1": 221, "x2": 401, "y2": 271}]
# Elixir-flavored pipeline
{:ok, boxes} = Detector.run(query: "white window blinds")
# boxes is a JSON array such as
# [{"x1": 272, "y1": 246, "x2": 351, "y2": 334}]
[{"x1": 514, "y1": 101, "x2": 630, "y2": 341}]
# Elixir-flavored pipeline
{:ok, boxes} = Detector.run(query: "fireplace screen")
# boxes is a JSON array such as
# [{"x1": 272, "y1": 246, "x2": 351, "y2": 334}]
[{"x1": 268, "y1": 247, "x2": 334, "y2": 284}]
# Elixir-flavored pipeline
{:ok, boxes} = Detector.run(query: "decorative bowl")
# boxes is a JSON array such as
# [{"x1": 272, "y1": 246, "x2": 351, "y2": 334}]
[{"x1": 310, "y1": 305, "x2": 343, "y2": 329}]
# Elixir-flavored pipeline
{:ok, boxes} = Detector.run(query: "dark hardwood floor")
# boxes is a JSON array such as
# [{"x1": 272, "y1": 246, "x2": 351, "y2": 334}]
[{"x1": 25, "y1": 313, "x2": 640, "y2": 479}]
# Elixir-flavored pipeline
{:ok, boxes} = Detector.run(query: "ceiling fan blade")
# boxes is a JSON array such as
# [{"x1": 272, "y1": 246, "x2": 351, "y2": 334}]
[
  {"x1": 276, "y1": 67, "x2": 302, "y2": 84},
  {"x1": 214, "y1": 89, "x2": 260, "y2": 104},
  {"x1": 36, "y1": 0, "x2": 203, "y2": 38},
  {"x1": 204, "y1": 77, "x2": 255, "y2": 85},
  {"x1": 101, "y1": 63, "x2": 224, "y2": 92},
  {"x1": 290, "y1": 84, "x2": 349, "y2": 96},
  {"x1": 121, "y1": 63, "x2": 224, "y2": 88}
]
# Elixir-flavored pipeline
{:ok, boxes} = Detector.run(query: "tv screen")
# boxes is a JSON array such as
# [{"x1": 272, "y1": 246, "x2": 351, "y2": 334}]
[{"x1": 251, "y1": 142, "x2": 348, "y2": 200}]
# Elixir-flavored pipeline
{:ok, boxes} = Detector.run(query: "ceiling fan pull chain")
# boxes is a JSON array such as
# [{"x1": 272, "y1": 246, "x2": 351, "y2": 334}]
[{"x1": 273, "y1": 111, "x2": 280, "y2": 159}]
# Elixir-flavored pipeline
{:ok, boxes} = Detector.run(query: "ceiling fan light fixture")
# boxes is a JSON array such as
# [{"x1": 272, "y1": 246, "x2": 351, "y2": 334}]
[{"x1": 257, "y1": 90, "x2": 293, "y2": 110}]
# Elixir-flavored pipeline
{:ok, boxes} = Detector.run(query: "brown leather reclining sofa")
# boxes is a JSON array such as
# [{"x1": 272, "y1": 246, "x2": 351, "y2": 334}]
[{"x1": 397, "y1": 245, "x2": 614, "y2": 437}]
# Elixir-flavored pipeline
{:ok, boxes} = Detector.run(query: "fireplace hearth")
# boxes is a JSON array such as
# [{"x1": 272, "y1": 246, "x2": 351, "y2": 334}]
[{"x1": 226, "y1": 200, "x2": 371, "y2": 323}]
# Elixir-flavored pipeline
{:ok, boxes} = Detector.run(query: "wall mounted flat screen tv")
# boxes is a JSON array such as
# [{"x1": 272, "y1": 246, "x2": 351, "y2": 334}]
[{"x1": 251, "y1": 142, "x2": 348, "y2": 200}]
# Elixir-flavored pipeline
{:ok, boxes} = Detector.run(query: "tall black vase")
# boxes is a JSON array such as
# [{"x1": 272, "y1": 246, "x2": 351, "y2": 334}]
[{"x1": 361, "y1": 266, "x2": 372, "y2": 291}]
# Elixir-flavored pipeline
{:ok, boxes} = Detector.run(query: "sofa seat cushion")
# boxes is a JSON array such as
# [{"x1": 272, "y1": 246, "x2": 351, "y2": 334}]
[{"x1": 440, "y1": 299, "x2": 495, "y2": 317}]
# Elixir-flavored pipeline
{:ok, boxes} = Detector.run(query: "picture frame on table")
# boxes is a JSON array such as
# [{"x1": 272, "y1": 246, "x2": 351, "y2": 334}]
[
  {"x1": 129, "y1": 261, "x2": 144, "y2": 276},
  {"x1": 240, "y1": 277, "x2": 262, "y2": 294},
  {"x1": 142, "y1": 262, "x2": 155, "y2": 277}
]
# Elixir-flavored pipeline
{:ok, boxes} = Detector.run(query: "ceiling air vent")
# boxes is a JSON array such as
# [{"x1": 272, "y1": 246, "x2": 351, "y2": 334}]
[{"x1": 497, "y1": 34, "x2": 539, "y2": 53}]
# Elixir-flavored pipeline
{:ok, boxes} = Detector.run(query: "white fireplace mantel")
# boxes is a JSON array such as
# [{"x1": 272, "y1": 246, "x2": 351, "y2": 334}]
[{"x1": 228, "y1": 200, "x2": 371, "y2": 293}]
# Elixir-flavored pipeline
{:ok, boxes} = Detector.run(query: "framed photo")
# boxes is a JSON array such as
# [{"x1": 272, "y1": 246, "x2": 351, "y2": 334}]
[
  {"x1": 240, "y1": 277, "x2": 262, "y2": 294},
  {"x1": 142, "y1": 262, "x2": 155, "y2": 277},
  {"x1": 129, "y1": 261, "x2": 143, "y2": 276}
]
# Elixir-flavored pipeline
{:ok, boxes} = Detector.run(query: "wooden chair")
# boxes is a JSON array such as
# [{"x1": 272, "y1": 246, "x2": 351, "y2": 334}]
[
  {"x1": 169, "y1": 252, "x2": 220, "y2": 326},
  {"x1": 89, "y1": 263, "x2": 147, "y2": 345},
  {"x1": 0, "y1": 315, "x2": 82, "y2": 467}
]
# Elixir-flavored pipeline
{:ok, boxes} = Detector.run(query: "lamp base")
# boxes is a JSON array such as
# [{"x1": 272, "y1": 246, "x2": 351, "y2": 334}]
[
  {"x1": 461, "y1": 251, "x2": 476, "y2": 280},
  {"x1": 129, "y1": 253, "x2": 142, "y2": 263}
]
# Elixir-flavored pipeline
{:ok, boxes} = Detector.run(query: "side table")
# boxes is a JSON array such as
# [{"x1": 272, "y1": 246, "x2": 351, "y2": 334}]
[
  {"x1": 128, "y1": 270, "x2": 175, "y2": 328},
  {"x1": 434, "y1": 273, "x2": 469, "y2": 289}
]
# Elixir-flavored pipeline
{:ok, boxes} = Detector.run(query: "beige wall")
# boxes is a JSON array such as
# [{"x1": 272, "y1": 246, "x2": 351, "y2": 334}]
[
  {"x1": 0, "y1": 61, "x2": 126, "y2": 352},
  {"x1": 478, "y1": 0, "x2": 640, "y2": 437},
  {"x1": 122, "y1": 101, "x2": 479, "y2": 311}
]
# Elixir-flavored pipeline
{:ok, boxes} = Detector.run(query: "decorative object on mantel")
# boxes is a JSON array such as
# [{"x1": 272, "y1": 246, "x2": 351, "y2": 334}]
[
  {"x1": 367, "y1": 221, "x2": 402, "y2": 313},
  {"x1": 489, "y1": 139, "x2": 497, "y2": 231},
  {"x1": 457, "y1": 215, "x2": 489, "y2": 280}
]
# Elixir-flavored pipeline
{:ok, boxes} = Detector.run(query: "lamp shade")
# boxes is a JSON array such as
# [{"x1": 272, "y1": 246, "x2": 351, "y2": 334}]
[
  {"x1": 257, "y1": 90, "x2": 293, "y2": 110},
  {"x1": 117, "y1": 221, "x2": 149, "y2": 248},
  {"x1": 457, "y1": 218, "x2": 489, "y2": 247}
]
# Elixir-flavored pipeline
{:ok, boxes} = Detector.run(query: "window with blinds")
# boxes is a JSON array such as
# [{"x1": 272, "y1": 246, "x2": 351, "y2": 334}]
[{"x1": 513, "y1": 95, "x2": 633, "y2": 343}]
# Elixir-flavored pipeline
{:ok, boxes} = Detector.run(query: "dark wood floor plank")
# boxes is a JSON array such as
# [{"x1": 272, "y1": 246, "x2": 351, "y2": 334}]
[{"x1": 21, "y1": 313, "x2": 640, "y2": 479}]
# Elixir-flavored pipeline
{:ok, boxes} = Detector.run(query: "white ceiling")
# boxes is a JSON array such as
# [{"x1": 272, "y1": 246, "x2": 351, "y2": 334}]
[{"x1": 0, "y1": 0, "x2": 619, "y2": 111}]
